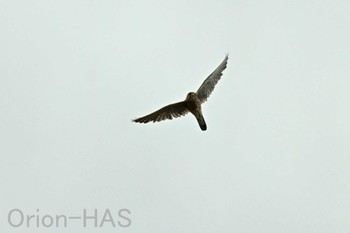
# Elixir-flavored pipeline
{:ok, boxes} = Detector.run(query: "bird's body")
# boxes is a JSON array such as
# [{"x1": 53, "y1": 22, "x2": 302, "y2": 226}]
[
  {"x1": 184, "y1": 92, "x2": 207, "y2": 130},
  {"x1": 132, "y1": 55, "x2": 229, "y2": 131}
]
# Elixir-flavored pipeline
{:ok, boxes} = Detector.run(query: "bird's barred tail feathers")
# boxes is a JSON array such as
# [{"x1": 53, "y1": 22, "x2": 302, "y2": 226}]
[{"x1": 196, "y1": 115, "x2": 207, "y2": 131}]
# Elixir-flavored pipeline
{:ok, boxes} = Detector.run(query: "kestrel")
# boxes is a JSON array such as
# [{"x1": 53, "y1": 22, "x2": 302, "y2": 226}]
[{"x1": 132, "y1": 55, "x2": 228, "y2": 131}]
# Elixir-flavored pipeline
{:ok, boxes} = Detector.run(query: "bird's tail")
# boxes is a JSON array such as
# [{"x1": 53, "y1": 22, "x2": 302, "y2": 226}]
[{"x1": 196, "y1": 114, "x2": 207, "y2": 131}]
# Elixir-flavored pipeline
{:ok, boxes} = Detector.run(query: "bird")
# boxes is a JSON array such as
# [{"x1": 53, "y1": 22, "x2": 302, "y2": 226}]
[{"x1": 132, "y1": 55, "x2": 228, "y2": 131}]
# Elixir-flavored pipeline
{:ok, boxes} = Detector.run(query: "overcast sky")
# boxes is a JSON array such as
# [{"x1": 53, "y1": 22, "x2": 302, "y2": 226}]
[{"x1": 1, "y1": 0, "x2": 350, "y2": 232}]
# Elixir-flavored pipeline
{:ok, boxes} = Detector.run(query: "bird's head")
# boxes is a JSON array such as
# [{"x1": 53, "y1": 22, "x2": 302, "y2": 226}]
[{"x1": 186, "y1": 92, "x2": 196, "y2": 100}]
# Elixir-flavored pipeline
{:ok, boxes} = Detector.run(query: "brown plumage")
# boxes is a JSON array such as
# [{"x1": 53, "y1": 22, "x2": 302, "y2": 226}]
[{"x1": 132, "y1": 55, "x2": 228, "y2": 131}]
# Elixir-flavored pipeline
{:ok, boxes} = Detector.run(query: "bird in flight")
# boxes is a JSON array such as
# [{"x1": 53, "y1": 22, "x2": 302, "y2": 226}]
[{"x1": 132, "y1": 55, "x2": 228, "y2": 131}]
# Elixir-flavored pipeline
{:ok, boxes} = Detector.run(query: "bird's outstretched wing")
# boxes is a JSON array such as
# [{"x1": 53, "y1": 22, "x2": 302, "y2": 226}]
[
  {"x1": 196, "y1": 55, "x2": 228, "y2": 103},
  {"x1": 132, "y1": 101, "x2": 189, "y2": 123}
]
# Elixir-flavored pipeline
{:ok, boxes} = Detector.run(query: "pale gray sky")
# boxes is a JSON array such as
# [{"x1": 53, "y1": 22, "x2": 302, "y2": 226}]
[{"x1": 1, "y1": 0, "x2": 350, "y2": 232}]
